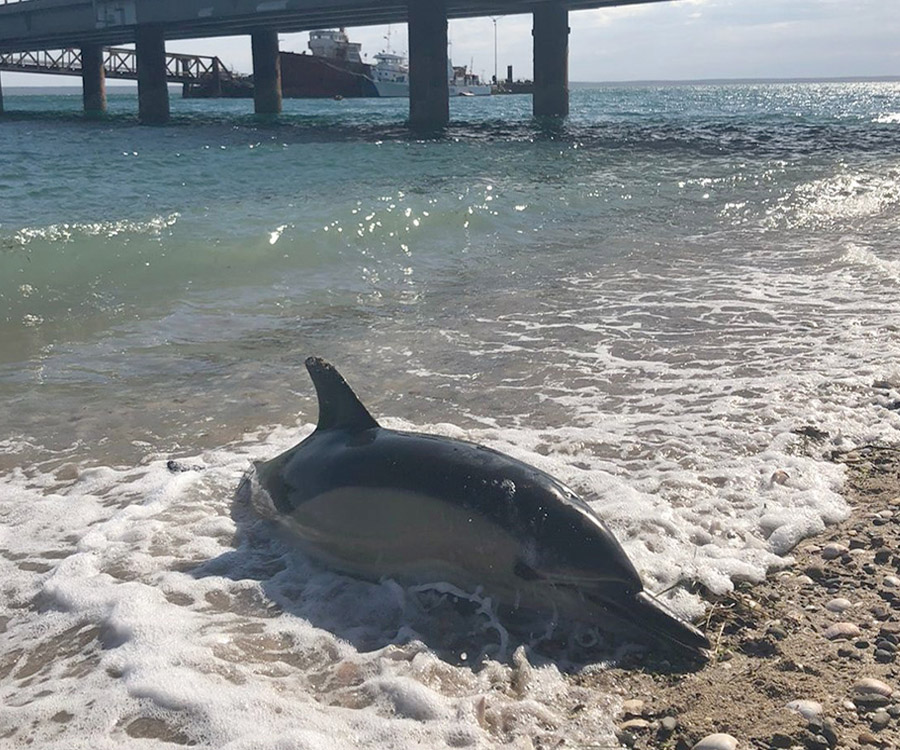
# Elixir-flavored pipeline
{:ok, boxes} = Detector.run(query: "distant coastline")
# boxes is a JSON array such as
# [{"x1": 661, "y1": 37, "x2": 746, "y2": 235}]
[{"x1": 571, "y1": 75, "x2": 900, "y2": 87}]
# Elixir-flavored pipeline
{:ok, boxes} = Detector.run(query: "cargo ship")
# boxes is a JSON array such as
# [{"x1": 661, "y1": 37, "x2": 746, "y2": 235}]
[
  {"x1": 183, "y1": 28, "x2": 490, "y2": 99},
  {"x1": 281, "y1": 28, "x2": 378, "y2": 98},
  {"x1": 184, "y1": 28, "x2": 377, "y2": 99}
]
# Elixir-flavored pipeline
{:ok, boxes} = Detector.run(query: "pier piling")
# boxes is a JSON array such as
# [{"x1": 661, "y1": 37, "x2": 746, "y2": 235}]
[
  {"x1": 251, "y1": 30, "x2": 283, "y2": 115},
  {"x1": 532, "y1": 3, "x2": 569, "y2": 117},
  {"x1": 81, "y1": 44, "x2": 107, "y2": 116},
  {"x1": 0, "y1": 72, "x2": 4, "y2": 115},
  {"x1": 408, "y1": 0, "x2": 450, "y2": 130},
  {"x1": 136, "y1": 26, "x2": 170, "y2": 124}
]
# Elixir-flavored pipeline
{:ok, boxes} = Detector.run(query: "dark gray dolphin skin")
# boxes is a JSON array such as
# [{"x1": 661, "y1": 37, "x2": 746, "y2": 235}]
[{"x1": 251, "y1": 357, "x2": 711, "y2": 656}]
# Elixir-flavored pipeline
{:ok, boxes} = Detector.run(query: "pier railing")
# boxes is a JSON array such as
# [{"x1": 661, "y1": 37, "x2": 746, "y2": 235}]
[{"x1": 0, "y1": 46, "x2": 234, "y2": 83}]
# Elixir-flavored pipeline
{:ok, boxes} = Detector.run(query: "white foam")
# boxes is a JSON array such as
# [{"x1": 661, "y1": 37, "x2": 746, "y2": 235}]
[{"x1": 0, "y1": 434, "x2": 623, "y2": 748}]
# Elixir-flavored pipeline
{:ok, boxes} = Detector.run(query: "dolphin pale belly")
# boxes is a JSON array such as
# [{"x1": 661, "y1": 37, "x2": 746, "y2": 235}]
[{"x1": 251, "y1": 357, "x2": 711, "y2": 656}]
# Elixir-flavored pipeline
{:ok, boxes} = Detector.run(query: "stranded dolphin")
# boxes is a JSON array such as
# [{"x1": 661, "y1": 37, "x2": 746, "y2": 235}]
[{"x1": 250, "y1": 357, "x2": 710, "y2": 656}]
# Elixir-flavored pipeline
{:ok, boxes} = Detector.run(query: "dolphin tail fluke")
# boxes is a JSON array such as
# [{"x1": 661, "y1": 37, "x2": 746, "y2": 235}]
[{"x1": 305, "y1": 357, "x2": 379, "y2": 433}]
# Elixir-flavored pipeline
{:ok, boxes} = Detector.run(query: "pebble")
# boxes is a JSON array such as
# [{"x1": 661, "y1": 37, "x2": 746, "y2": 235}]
[
  {"x1": 871, "y1": 710, "x2": 890, "y2": 729},
  {"x1": 620, "y1": 718, "x2": 651, "y2": 731},
  {"x1": 621, "y1": 699, "x2": 644, "y2": 717},
  {"x1": 854, "y1": 677, "x2": 894, "y2": 698},
  {"x1": 786, "y1": 699, "x2": 823, "y2": 721},
  {"x1": 55, "y1": 462, "x2": 80, "y2": 481},
  {"x1": 858, "y1": 730, "x2": 880, "y2": 745},
  {"x1": 824, "y1": 622, "x2": 861, "y2": 640},
  {"x1": 825, "y1": 597, "x2": 852, "y2": 613},
  {"x1": 659, "y1": 716, "x2": 678, "y2": 732},
  {"x1": 820, "y1": 719, "x2": 839, "y2": 747},
  {"x1": 871, "y1": 605, "x2": 891, "y2": 620},
  {"x1": 884, "y1": 576, "x2": 900, "y2": 588},
  {"x1": 767, "y1": 624, "x2": 788, "y2": 640},
  {"x1": 692, "y1": 734, "x2": 738, "y2": 750},
  {"x1": 805, "y1": 564, "x2": 827, "y2": 580},
  {"x1": 875, "y1": 648, "x2": 894, "y2": 662},
  {"x1": 822, "y1": 542, "x2": 849, "y2": 560},
  {"x1": 771, "y1": 469, "x2": 790, "y2": 485}
]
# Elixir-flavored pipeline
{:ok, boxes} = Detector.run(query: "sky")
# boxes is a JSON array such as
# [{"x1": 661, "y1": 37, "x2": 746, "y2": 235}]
[{"x1": 3, "y1": 0, "x2": 899, "y2": 86}]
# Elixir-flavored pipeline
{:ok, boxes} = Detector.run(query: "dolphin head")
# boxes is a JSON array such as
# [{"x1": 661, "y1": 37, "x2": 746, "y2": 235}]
[
  {"x1": 518, "y1": 492, "x2": 643, "y2": 594},
  {"x1": 510, "y1": 484, "x2": 711, "y2": 656}
]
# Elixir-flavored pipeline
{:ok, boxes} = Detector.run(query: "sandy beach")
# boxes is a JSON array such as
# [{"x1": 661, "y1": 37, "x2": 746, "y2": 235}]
[{"x1": 584, "y1": 440, "x2": 900, "y2": 750}]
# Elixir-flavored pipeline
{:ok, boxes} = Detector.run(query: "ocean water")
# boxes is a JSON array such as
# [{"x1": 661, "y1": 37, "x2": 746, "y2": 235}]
[{"x1": 2, "y1": 83, "x2": 900, "y2": 748}]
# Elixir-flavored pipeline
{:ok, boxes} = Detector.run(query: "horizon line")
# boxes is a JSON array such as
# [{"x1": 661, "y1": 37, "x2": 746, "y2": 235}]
[{"x1": 3, "y1": 73, "x2": 899, "y2": 91}]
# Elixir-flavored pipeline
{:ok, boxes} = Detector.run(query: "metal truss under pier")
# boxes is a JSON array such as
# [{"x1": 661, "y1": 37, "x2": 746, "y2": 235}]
[{"x1": 0, "y1": 46, "x2": 236, "y2": 85}]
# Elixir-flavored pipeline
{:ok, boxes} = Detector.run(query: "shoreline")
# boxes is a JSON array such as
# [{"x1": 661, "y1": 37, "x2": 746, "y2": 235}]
[{"x1": 584, "y1": 444, "x2": 900, "y2": 749}]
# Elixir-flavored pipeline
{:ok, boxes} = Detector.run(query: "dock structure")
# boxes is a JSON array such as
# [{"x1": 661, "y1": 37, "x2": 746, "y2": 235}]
[
  {"x1": 0, "y1": 0, "x2": 670, "y2": 126},
  {"x1": 0, "y1": 46, "x2": 240, "y2": 115}
]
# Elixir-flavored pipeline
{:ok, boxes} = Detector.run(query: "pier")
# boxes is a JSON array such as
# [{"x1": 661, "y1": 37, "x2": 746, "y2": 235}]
[{"x1": 0, "y1": 0, "x2": 670, "y2": 126}]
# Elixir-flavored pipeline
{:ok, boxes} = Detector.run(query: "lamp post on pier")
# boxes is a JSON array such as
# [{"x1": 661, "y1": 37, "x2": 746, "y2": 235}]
[{"x1": 491, "y1": 16, "x2": 498, "y2": 85}]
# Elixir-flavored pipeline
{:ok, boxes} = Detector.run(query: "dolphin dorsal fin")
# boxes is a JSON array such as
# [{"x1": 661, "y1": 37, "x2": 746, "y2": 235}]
[{"x1": 305, "y1": 357, "x2": 379, "y2": 433}]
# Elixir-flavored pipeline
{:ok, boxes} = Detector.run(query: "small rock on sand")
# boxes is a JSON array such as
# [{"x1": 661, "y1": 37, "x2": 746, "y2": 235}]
[
  {"x1": 853, "y1": 678, "x2": 894, "y2": 698},
  {"x1": 786, "y1": 698, "x2": 823, "y2": 721},
  {"x1": 660, "y1": 716, "x2": 678, "y2": 732},
  {"x1": 825, "y1": 622, "x2": 861, "y2": 640},
  {"x1": 825, "y1": 597, "x2": 852, "y2": 613},
  {"x1": 692, "y1": 733, "x2": 738, "y2": 750},
  {"x1": 822, "y1": 542, "x2": 849, "y2": 560},
  {"x1": 621, "y1": 699, "x2": 644, "y2": 717},
  {"x1": 871, "y1": 710, "x2": 891, "y2": 729},
  {"x1": 771, "y1": 470, "x2": 790, "y2": 485}
]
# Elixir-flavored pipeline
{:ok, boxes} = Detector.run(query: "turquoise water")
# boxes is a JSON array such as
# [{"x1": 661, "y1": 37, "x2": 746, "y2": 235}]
[
  {"x1": 2, "y1": 84, "x2": 900, "y2": 748},
  {"x1": 3, "y1": 84, "x2": 899, "y2": 460}
]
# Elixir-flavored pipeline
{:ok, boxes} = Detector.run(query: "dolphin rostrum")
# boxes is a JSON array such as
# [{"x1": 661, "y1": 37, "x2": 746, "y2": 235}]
[{"x1": 251, "y1": 357, "x2": 711, "y2": 656}]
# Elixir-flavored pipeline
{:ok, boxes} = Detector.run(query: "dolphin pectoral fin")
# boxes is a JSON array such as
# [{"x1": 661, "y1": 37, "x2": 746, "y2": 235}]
[{"x1": 305, "y1": 357, "x2": 379, "y2": 433}]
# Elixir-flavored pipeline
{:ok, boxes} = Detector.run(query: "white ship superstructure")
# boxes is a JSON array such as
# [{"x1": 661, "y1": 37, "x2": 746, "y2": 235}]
[
  {"x1": 370, "y1": 51, "x2": 410, "y2": 97},
  {"x1": 307, "y1": 28, "x2": 364, "y2": 64},
  {"x1": 369, "y1": 55, "x2": 491, "y2": 97}
]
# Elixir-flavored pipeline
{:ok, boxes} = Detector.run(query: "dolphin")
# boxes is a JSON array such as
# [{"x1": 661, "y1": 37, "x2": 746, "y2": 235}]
[{"x1": 250, "y1": 357, "x2": 711, "y2": 656}]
